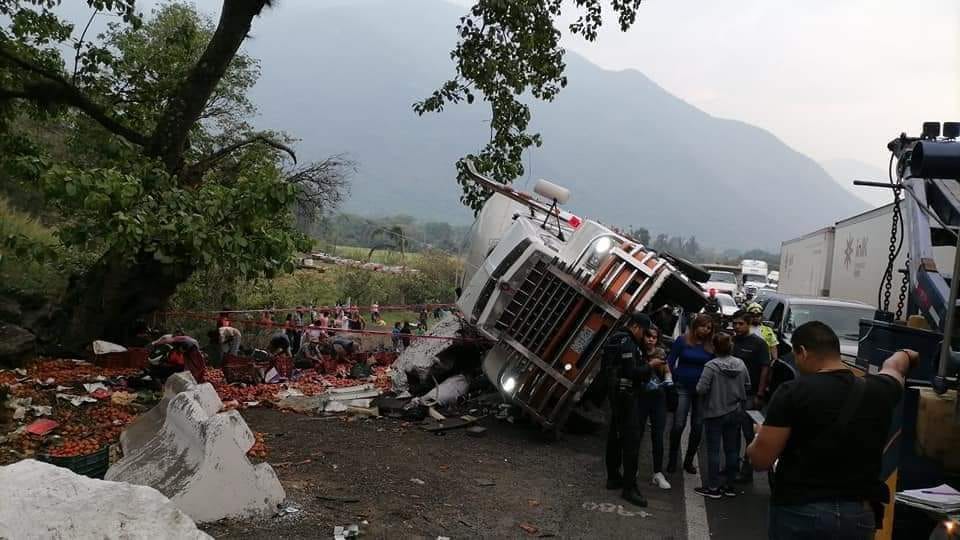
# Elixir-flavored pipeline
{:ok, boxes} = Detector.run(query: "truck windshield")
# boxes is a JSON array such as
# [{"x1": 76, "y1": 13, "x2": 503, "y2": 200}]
[
  {"x1": 784, "y1": 304, "x2": 875, "y2": 340},
  {"x1": 743, "y1": 273, "x2": 766, "y2": 284},
  {"x1": 709, "y1": 271, "x2": 736, "y2": 284}
]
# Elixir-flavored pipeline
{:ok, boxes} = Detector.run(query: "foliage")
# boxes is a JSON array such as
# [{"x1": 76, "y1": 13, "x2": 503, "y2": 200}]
[
  {"x1": 313, "y1": 213, "x2": 471, "y2": 255},
  {"x1": 0, "y1": 196, "x2": 97, "y2": 295},
  {"x1": 0, "y1": 1, "x2": 351, "y2": 346},
  {"x1": 416, "y1": 0, "x2": 643, "y2": 211},
  {"x1": 170, "y1": 251, "x2": 462, "y2": 321}
]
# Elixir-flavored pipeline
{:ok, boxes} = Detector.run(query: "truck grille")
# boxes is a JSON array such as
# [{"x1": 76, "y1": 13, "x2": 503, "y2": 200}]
[{"x1": 496, "y1": 260, "x2": 582, "y2": 357}]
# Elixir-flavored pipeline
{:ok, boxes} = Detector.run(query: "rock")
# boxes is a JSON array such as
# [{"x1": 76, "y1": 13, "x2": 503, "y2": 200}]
[
  {"x1": 105, "y1": 372, "x2": 286, "y2": 523},
  {"x1": 0, "y1": 296, "x2": 21, "y2": 323},
  {"x1": 0, "y1": 324, "x2": 36, "y2": 367},
  {"x1": 0, "y1": 459, "x2": 210, "y2": 540}
]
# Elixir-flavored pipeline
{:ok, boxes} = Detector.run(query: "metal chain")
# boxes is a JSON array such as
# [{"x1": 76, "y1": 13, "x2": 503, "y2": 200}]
[
  {"x1": 882, "y1": 197, "x2": 900, "y2": 312},
  {"x1": 896, "y1": 256, "x2": 909, "y2": 320}
]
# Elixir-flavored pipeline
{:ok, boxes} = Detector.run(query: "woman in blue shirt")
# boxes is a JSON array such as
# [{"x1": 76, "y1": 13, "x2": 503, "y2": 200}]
[{"x1": 666, "y1": 313, "x2": 715, "y2": 474}]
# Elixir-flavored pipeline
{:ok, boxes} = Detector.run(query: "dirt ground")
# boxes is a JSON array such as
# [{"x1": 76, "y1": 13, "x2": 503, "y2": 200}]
[{"x1": 201, "y1": 408, "x2": 689, "y2": 539}]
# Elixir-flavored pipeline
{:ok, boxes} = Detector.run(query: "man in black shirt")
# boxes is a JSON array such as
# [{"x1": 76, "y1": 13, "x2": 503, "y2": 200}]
[
  {"x1": 731, "y1": 310, "x2": 770, "y2": 483},
  {"x1": 747, "y1": 321, "x2": 915, "y2": 540}
]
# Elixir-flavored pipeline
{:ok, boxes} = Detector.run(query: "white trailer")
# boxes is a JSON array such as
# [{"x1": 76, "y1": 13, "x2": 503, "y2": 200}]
[
  {"x1": 779, "y1": 227, "x2": 835, "y2": 297},
  {"x1": 828, "y1": 204, "x2": 955, "y2": 308}
]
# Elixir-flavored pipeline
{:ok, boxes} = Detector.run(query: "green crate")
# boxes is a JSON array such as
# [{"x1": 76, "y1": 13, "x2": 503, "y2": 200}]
[{"x1": 38, "y1": 445, "x2": 110, "y2": 479}]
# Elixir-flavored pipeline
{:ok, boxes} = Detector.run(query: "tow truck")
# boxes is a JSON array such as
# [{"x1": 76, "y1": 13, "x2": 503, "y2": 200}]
[
  {"x1": 456, "y1": 162, "x2": 707, "y2": 435},
  {"x1": 848, "y1": 122, "x2": 960, "y2": 539}
]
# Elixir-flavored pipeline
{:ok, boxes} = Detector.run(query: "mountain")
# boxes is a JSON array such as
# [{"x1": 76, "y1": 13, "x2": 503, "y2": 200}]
[
  {"x1": 821, "y1": 158, "x2": 892, "y2": 208},
  {"x1": 243, "y1": 0, "x2": 868, "y2": 249}
]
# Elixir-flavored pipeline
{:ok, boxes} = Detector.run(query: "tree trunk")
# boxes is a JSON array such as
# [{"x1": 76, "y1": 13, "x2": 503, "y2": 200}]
[{"x1": 50, "y1": 251, "x2": 193, "y2": 354}]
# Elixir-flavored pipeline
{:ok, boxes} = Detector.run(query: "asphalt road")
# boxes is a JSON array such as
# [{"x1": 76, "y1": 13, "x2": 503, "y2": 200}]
[{"x1": 201, "y1": 408, "x2": 772, "y2": 539}]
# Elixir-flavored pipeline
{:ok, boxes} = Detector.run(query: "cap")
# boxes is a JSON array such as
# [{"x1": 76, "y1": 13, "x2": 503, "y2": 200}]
[
  {"x1": 746, "y1": 303, "x2": 763, "y2": 314},
  {"x1": 629, "y1": 312, "x2": 652, "y2": 328}
]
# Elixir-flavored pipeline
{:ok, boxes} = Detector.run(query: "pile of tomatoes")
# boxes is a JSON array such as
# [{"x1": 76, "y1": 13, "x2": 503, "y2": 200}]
[
  {"x1": 27, "y1": 359, "x2": 138, "y2": 385},
  {"x1": 46, "y1": 438, "x2": 104, "y2": 458},
  {"x1": 247, "y1": 431, "x2": 268, "y2": 459}
]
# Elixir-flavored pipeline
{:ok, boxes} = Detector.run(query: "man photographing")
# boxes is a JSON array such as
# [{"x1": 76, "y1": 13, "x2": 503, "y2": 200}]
[{"x1": 747, "y1": 321, "x2": 916, "y2": 539}]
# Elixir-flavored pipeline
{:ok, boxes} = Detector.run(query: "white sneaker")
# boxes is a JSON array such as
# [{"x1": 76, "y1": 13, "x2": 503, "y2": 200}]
[{"x1": 651, "y1": 472, "x2": 671, "y2": 490}]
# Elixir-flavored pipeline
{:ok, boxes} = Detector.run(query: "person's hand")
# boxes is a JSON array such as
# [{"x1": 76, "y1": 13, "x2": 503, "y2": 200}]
[
  {"x1": 899, "y1": 349, "x2": 920, "y2": 369},
  {"x1": 648, "y1": 358, "x2": 666, "y2": 369}
]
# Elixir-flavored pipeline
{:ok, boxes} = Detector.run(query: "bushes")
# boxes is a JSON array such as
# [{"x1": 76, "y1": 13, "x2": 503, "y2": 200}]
[{"x1": 169, "y1": 248, "x2": 463, "y2": 313}]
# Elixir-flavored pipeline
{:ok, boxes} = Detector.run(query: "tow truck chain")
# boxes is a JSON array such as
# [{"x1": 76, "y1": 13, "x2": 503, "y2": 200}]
[
  {"x1": 896, "y1": 257, "x2": 909, "y2": 320},
  {"x1": 881, "y1": 198, "x2": 901, "y2": 313}
]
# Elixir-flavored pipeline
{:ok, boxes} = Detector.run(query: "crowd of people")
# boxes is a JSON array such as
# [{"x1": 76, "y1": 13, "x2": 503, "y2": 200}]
[{"x1": 601, "y1": 301, "x2": 917, "y2": 540}]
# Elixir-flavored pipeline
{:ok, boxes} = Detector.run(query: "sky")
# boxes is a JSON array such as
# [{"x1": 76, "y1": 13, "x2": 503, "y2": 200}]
[
  {"x1": 455, "y1": 0, "x2": 960, "y2": 206},
  {"x1": 61, "y1": 0, "x2": 960, "y2": 206}
]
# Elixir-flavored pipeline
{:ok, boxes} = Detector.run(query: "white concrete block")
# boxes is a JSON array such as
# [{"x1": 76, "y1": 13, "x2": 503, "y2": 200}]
[
  {"x1": 106, "y1": 374, "x2": 285, "y2": 523},
  {"x1": 0, "y1": 460, "x2": 210, "y2": 540}
]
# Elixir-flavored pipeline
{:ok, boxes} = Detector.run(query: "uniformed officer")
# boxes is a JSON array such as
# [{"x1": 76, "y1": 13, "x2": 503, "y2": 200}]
[{"x1": 604, "y1": 312, "x2": 665, "y2": 507}]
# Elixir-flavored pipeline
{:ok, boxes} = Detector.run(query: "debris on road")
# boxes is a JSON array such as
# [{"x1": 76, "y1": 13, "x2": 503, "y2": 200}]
[
  {"x1": 333, "y1": 523, "x2": 361, "y2": 540},
  {"x1": 519, "y1": 522, "x2": 540, "y2": 535},
  {"x1": 465, "y1": 426, "x2": 487, "y2": 438},
  {"x1": 410, "y1": 477, "x2": 426, "y2": 485}
]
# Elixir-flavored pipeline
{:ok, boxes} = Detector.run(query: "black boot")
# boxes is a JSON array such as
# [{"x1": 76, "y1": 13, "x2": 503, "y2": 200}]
[
  {"x1": 683, "y1": 456, "x2": 698, "y2": 475},
  {"x1": 621, "y1": 486, "x2": 648, "y2": 507}
]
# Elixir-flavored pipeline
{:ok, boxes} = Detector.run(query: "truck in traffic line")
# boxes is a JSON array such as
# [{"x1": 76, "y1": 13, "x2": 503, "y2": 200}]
[{"x1": 779, "y1": 203, "x2": 955, "y2": 309}]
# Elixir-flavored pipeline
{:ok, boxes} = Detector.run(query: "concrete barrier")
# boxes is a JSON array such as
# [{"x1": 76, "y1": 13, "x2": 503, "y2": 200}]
[
  {"x1": 0, "y1": 460, "x2": 211, "y2": 539},
  {"x1": 106, "y1": 373, "x2": 285, "y2": 523}
]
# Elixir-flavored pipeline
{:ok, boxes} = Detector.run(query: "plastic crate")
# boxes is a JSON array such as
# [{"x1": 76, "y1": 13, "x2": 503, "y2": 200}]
[
  {"x1": 223, "y1": 355, "x2": 261, "y2": 384},
  {"x1": 94, "y1": 348, "x2": 149, "y2": 369},
  {"x1": 38, "y1": 446, "x2": 110, "y2": 479},
  {"x1": 272, "y1": 354, "x2": 294, "y2": 378}
]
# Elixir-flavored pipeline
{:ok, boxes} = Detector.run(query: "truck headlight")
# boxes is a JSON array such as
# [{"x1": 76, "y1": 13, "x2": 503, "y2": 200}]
[
  {"x1": 501, "y1": 375, "x2": 517, "y2": 393},
  {"x1": 594, "y1": 236, "x2": 612, "y2": 254}
]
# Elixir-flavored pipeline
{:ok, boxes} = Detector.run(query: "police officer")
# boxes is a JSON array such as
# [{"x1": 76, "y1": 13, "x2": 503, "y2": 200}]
[{"x1": 604, "y1": 312, "x2": 665, "y2": 507}]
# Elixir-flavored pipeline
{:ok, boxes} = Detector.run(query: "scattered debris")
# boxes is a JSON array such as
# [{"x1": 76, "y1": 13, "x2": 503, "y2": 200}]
[
  {"x1": 410, "y1": 478, "x2": 426, "y2": 485},
  {"x1": 422, "y1": 414, "x2": 482, "y2": 433},
  {"x1": 316, "y1": 494, "x2": 361, "y2": 503},
  {"x1": 519, "y1": 522, "x2": 540, "y2": 535},
  {"x1": 333, "y1": 523, "x2": 361, "y2": 540},
  {"x1": 0, "y1": 460, "x2": 210, "y2": 539},
  {"x1": 474, "y1": 478, "x2": 496, "y2": 487},
  {"x1": 465, "y1": 426, "x2": 487, "y2": 438}
]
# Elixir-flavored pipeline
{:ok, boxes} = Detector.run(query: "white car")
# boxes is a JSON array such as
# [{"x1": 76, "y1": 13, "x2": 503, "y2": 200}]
[{"x1": 703, "y1": 270, "x2": 739, "y2": 299}]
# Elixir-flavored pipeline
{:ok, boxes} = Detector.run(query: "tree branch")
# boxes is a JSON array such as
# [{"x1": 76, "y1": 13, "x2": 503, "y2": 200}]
[
  {"x1": 182, "y1": 133, "x2": 296, "y2": 183},
  {"x1": 147, "y1": 0, "x2": 272, "y2": 172},
  {"x1": 0, "y1": 44, "x2": 148, "y2": 146}
]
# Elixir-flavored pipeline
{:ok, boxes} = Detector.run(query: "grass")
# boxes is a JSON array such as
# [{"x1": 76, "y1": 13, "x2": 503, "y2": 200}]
[
  {"x1": 0, "y1": 197, "x2": 66, "y2": 296},
  {"x1": 311, "y1": 242, "x2": 426, "y2": 266}
]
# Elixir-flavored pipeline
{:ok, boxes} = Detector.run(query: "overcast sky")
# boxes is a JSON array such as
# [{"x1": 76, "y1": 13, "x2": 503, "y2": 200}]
[{"x1": 69, "y1": 0, "x2": 960, "y2": 204}]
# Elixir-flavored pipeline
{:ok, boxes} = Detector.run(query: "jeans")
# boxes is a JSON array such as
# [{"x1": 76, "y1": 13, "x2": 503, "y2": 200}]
[
  {"x1": 704, "y1": 411, "x2": 741, "y2": 488},
  {"x1": 647, "y1": 390, "x2": 667, "y2": 474},
  {"x1": 769, "y1": 501, "x2": 875, "y2": 540},
  {"x1": 669, "y1": 386, "x2": 704, "y2": 466}
]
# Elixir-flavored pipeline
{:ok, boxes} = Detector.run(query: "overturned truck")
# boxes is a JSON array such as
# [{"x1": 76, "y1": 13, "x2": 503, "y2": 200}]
[{"x1": 455, "y1": 162, "x2": 706, "y2": 432}]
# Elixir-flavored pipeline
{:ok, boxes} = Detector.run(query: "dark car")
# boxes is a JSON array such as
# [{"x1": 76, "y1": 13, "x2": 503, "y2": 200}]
[{"x1": 760, "y1": 293, "x2": 876, "y2": 397}]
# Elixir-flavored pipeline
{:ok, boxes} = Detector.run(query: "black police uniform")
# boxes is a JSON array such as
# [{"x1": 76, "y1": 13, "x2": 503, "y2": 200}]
[{"x1": 603, "y1": 328, "x2": 654, "y2": 505}]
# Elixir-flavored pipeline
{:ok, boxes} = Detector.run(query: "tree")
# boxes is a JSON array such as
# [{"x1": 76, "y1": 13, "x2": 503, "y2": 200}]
[
  {"x1": 366, "y1": 225, "x2": 407, "y2": 262},
  {"x1": 416, "y1": 0, "x2": 644, "y2": 211},
  {"x1": 0, "y1": 1, "x2": 348, "y2": 351}
]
